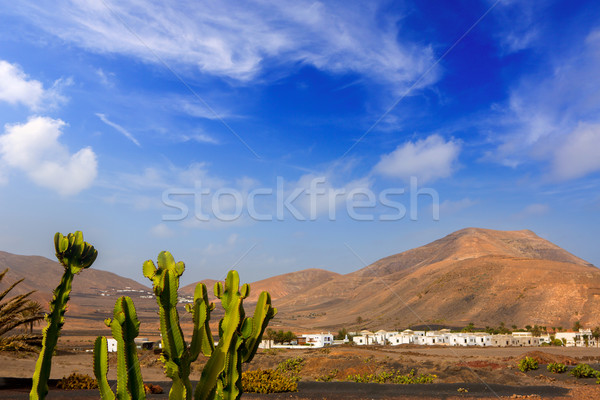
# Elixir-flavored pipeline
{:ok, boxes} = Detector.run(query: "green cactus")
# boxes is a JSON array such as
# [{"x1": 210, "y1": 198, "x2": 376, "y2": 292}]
[
  {"x1": 143, "y1": 252, "x2": 215, "y2": 400},
  {"x1": 93, "y1": 296, "x2": 146, "y2": 400},
  {"x1": 144, "y1": 252, "x2": 276, "y2": 400},
  {"x1": 94, "y1": 337, "x2": 113, "y2": 400},
  {"x1": 30, "y1": 231, "x2": 97, "y2": 400},
  {"x1": 195, "y1": 271, "x2": 277, "y2": 400}
]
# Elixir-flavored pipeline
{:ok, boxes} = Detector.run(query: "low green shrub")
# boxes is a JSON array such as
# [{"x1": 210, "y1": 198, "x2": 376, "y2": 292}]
[
  {"x1": 241, "y1": 369, "x2": 298, "y2": 393},
  {"x1": 315, "y1": 369, "x2": 338, "y2": 382},
  {"x1": 518, "y1": 357, "x2": 539, "y2": 372},
  {"x1": 393, "y1": 370, "x2": 437, "y2": 384},
  {"x1": 56, "y1": 373, "x2": 98, "y2": 390},
  {"x1": 345, "y1": 370, "x2": 436, "y2": 384},
  {"x1": 276, "y1": 356, "x2": 305, "y2": 381},
  {"x1": 570, "y1": 363, "x2": 599, "y2": 378},
  {"x1": 547, "y1": 363, "x2": 567, "y2": 373}
]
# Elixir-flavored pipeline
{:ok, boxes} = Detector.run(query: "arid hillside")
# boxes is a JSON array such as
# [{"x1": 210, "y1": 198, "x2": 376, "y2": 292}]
[
  {"x1": 0, "y1": 251, "x2": 159, "y2": 333},
  {"x1": 274, "y1": 228, "x2": 600, "y2": 330},
  {"x1": 2, "y1": 228, "x2": 598, "y2": 334},
  {"x1": 180, "y1": 268, "x2": 340, "y2": 303}
]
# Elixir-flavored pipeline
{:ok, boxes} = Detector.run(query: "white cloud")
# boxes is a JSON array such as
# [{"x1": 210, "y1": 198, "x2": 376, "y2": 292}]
[
  {"x1": 0, "y1": 116, "x2": 97, "y2": 195},
  {"x1": 150, "y1": 223, "x2": 174, "y2": 238},
  {"x1": 96, "y1": 68, "x2": 115, "y2": 87},
  {"x1": 180, "y1": 133, "x2": 220, "y2": 145},
  {"x1": 491, "y1": 0, "x2": 542, "y2": 54},
  {"x1": 486, "y1": 28, "x2": 600, "y2": 180},
  {"x1": 7, "y1": 1, "x2": 438, "y2": 92},
  {"x1": 514, "y1": 203, "x2": 550, "y2": 219},
  {"x1": 0, "y1": 60, "x2": 44, "y2": 109},
  {"x1": 287, "y1": 172, "x2": 372, "y2": 219},
  {"x1": 553, "y1": 123, "x2": 600, "y2": 180},
  {"x1": 96, "y1": 113, "x2": 141, "y2": 147},
  {"x1": 374, "y1": 134, "x2": 460, "y2": 182},
  {"x1": 175, "y1": 98, "x2": 230, "y2": 120},
  {"x1": 0, "y1": 60, "x2": 68, "y2": 111}
]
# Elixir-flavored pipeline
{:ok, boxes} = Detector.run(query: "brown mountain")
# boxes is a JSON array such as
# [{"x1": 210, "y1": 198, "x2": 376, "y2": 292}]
[
  {"x1": 274, "y1": 228, "x2": 600, "y2": 330},
  {"x1": 0, "y1": 251, "x2": 149, "y2": 298},
  {"x1": 0, "y1": 251, "x2": 158, "y2": 332},
  {"x1": 3, "y1": 228, "x2": 599, "y2": 334},
  {"x1": 180, "y1": 268, "x2": 340, "y2": 303}
]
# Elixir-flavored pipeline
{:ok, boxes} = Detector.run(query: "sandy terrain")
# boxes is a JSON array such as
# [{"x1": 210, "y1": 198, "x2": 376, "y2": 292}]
[{"x1": 3, "y1": 345, "x2": 600, "y2": 398}]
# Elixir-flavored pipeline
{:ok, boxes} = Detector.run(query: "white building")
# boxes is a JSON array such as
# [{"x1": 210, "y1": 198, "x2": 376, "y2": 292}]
[
  {"x1": 374, "y1": 330, "x2": 398, "y2": 345},
  {"x1": 106, "y1": 338, "x2": 118, "y2": 353},
  {"x1": 353, "y1": 330, "x2": 376, "y2": 345},
  {"x1": 388, "y1": 329, "x2": 417, "y2": 345},
  {"x1": 300, "y1": 332, "x2": 334, "y2": 347},
  {"x1": 555, "y1": 332, "x2": 577, "y2": 347}
]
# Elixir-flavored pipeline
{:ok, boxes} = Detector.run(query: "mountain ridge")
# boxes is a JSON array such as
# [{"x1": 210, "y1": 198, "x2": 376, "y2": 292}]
[
  {"x1": 273, "y1": 227, "x2": 600, "y2": 329},
  {"x1": 1, "y1": 227, "x2": 598, "y2": 332}
]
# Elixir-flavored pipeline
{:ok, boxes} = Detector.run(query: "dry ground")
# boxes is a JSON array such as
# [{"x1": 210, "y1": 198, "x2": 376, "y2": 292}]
[{"x1": 3, "y1": 344, "x2": 600, "y2": 399}]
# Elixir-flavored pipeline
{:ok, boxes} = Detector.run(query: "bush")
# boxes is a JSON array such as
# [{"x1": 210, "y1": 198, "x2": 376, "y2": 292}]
[
  {"x1": 315, "y1": 369, "x2": 338, "y2": 382},
  {"x1": 518, "y1": 357, "x2": 538, "y2": 372},
  {"x1": 547, "y1": 363, "x2": 567, "y2": 373},
  {"x1": 242, "y1": 369, "x2": 297, "y2": 393},
  {"x1": 570, "y1": 364, "x2": 599, "y2": 378},
  {"x1": 276, "y1": 356, "x2": 305, "y2": 381},
  {"x1": 56, "y1": 373, "x2": 98, "y2": 390},
  {"x1": 345, "y1": 370, "x2": 436, "y2": 384}
]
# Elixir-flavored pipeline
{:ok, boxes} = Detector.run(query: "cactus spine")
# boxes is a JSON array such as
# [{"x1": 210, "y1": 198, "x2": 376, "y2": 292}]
[
  {"x1": 94, "y1": 296, "x2": 146, "y2": 400},
  {"x1": 143, "y1": 251, "x2": 215, "y2": 400},
  {"x1": 30, "y1": 231, "x2": 97, "y2": 400}
]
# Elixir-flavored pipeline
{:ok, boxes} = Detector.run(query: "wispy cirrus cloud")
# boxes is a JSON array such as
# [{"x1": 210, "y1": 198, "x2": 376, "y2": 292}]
[
  {"x1": 96, "y1": 113, "x2": 141, "y2": 147},
  {"x1": 6, "y1": 1, "x2": 439, "y2": 93},
  {"x1": 484, "y1": 29, "x2": 600, "y2": 180}
]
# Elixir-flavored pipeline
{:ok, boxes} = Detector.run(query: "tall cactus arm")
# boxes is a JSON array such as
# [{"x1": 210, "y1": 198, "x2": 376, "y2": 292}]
[
  {"x1": 109, "y1": 296, "x2": 145, "y2": 400},
  {"x1": 144, "y1": 252, "x2": 192, "y2": 400},
  {"x1": 217, "y1": 338, "x2": 244, "y2": 400},
  {"x1": 240, "y1": 291, "x2": 277, "y2": 363},
  {"x1": 94, "y1": 336, "x2": 115, "y2": 400},
  {"x1": 30, "y1": 268, "x2": 74, "y2": 400},
  {"x1": 193, "y1": 342, "x2": 228, "y2": 400},
  {"x1": 143, "y1": 254, "x2": 187, "y2": 361},
  {"x1": 217, "y1": 292, "x2": 276, "y2": 400},
  {"x1": 186, "y1": 282, "x2": 215, "y2": 361},
  {"x1": 159, "y1": 270, "x2": 186, "y2": 363},
  {"x1": 194, "y1": 272, "x2": 246, "y2": 400},
  {"x1": 30, "y1": 231, "x2": 97, "y2": 400}
]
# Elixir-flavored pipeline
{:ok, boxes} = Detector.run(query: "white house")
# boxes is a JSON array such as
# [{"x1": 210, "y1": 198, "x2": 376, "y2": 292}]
[
  {"x1": 416, "y1": 334, "x2": 444, "y2": 345},
  {"x1": 555, "y1": 329, "x2": 595, "y2": 347},
  {"x1": 473, "y1": 332, "x2": 492, "y2": 346},
  {"x1": 555, "y1": 332, "x2": 578, "y2": 347},
  {"x1": 300, "y1": 332, "x2": 334, "y2": 348},
  {"x1": 106, "y1": 338, "x2": 118, "y2": 353},
  {"x1": 373, "y1": 330, "x2": 398, "y2": 345},
  {"x1": 388, "y1": 330, "x2": 416, "y2": 345},
  {"x1": 352, "y1": 333, "x2": 369, "y2": 345},
  {"x1": 353, "y1": 330, "x2": 378, "y2": 345},
  {"x1": 575, "y1": 329, "x2": 594, "y2": 346}
]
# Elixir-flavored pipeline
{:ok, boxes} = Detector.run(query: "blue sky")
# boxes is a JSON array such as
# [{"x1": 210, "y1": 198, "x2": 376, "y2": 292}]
[{"x1": 1, "y1": 0, "x2": 599, "y2": 286}]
